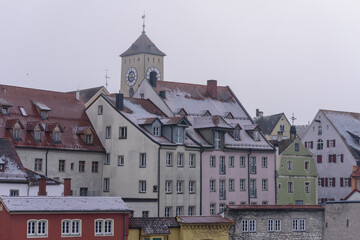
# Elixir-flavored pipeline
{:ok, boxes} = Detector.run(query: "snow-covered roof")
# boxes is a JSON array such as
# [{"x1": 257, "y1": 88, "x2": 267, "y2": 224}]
[
  {"x1": 33, "y1": 101, "x2": 51, "y2": 111},
  {"x1": 1, "y1": 196, "x2": 131, "y2": 212},
  {"x1": 193, "y1": 116, "x2": 233, "y2": 129}
]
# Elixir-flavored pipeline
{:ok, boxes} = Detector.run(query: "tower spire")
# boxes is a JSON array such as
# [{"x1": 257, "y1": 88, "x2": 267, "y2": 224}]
[{"x1": 142, "y1": 13, "x2": 146, "y2": 34}]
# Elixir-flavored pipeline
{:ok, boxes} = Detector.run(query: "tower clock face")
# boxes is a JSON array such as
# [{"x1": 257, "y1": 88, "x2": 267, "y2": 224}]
[
  {"x1": 126, "y1": 67, "x2": 137, "y2": 87},
  {"x1": 146, "y1": 67, "x2": 161, "y2": 81}
]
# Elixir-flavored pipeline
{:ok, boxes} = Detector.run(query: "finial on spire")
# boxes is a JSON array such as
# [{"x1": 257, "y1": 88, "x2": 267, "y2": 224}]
[
  {"x1": 105, "y1": 69, "x2": 110, "y2": 90},
  {"x1": 142, "y1": 12, "x2": 146, "y2": 34}
]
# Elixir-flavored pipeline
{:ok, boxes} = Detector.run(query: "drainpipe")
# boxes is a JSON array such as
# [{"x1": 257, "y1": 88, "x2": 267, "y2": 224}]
[
  {"x1": 45, "y1": 149, "x2": 49, "y2": 176},
  {"x1": 200, "y1": 147, "x2": 204, "y2": 215},
  {"x1": 123, "y1": 214, "x2": 126, "y2": 240},
  {"x1": 157, "y1": 146, "x2": 161, "y2": 217},
  {"x1": 247, "y1": 149, "x2": 252, "y2": 204}
]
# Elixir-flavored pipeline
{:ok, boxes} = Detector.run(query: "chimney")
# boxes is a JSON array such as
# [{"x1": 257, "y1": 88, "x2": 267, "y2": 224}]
[
  {"x1": 159, "y1": 91, "x2": 166, "y2": 99},
  {"x1": 290, "y1": 125, "x2": 297, "y2": 140},
  {"x1": 207, "y1": 80, "x2": 217, "y2": 99},
  {"x1": 64, "y1": 178, "x2": 72, "y2": 196},
  {"x1": 76, "y1": 89, "x2": 80, "y2": 101},
  {"x1": 150, "y1": 72, "x2": 157, "y2": 87},
  {"x1": 277, "y1": 131, "x2": 283, "y2": 141},
  {"x1": 38, "y1": 177, "x2": 47, "y2": 196},
  {"x1": 256, "y1": 109, "x2": 260, "y2": 117},
  {"x1": 116, "y1": 93, "x2": 124, "y2": 111}
]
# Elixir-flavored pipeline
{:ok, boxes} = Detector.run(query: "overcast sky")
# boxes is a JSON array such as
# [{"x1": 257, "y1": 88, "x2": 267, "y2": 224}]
[{"x1": 1, "y1": 0, "x2": 360, "y2": 124}]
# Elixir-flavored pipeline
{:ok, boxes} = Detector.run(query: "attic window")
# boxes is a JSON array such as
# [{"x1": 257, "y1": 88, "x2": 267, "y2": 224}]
[
  {"x1": 19, "y1": 107, "x2": 27, "y2": 116},
  {"x1": 253, "y1": 130, "x2": 260, "y2": 141},
  {"x1": 53, "y1": 130, "x2": 61, "y2": 144},
  {"x1": 174, "y1": 127, "x2": 184, "y2": 144},
  {"x1": 214, "y1": 131, "x2": 221, "y2": 149},
  {"x1": 34, "y1": 129, "x2": 41, "y2": 142},
  {"x1": 13, "y1": 127, "x2": 21, "y2": 140},
  {"x1": 1, "y1": 107, "x2": 9, "y2": 116},
  {"x1": 153, "y1": 126, "x2": 160, "y2": 136},
  {"x1": 41, "y1": 111, "x2": 47, "y2": 120},
  {"x1": 85, "y1": 134, "x2": 93, "y2": 145},
  {"x1": 234, "y1": 129, "x2": 240, "y2": 140}
]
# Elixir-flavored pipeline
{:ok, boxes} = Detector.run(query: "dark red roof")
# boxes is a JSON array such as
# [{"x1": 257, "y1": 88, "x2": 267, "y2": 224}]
[
  {"x1": 129, "y1": 217, "x2": 179, "y2": 234},
  {"x1": 0, "y1": 85, "x2": 104, "y2": 152},
  {"x1": 177, "y1": 215, "x2": 234, "y2": 224},
  {"x1": 227, "y1": 205, "x2": 324, "y2": 211},
  {"x1": 351, "y1": 166, "x2": 360, "y2": 177},
  {"x1": 344, "y1": 189, "x2": 360, "y2": 200}
]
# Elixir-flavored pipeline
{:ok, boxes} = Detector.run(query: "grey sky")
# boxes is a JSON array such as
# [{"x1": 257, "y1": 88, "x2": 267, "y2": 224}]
[{"x1": 1, "y1": 0, "x2": 360, "y2": 124}]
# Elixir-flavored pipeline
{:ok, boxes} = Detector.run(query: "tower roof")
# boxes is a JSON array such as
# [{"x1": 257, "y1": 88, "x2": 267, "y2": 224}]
[{"x1": 120, "y1": 33, "x2": 166, "y2": 57}]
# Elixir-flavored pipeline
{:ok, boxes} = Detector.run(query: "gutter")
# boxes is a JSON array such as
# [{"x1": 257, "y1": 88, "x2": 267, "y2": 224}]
[
  {"x1": 200, "y1": 146, "x2": 203, "y2": 215},
  {"x1": 157, "y1": 146, "x2": 161, "y2": 217},
  {"x1": 247, "y1": 149, "x2": 252, "y2": 204},
  {"x1": 123, "y1": 214, "x2": 126, "y2": 240}
]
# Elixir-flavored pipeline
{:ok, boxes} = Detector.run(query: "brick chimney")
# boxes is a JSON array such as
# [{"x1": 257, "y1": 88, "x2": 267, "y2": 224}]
[
  {"x1": 64, "y1": 178, "x2": 72, "y2": 196},
  {"x1": 38, "y1": 177, "x2": 47, "y2": 196},
  {"x1": 207, "y1": 80, "x2": 217, "y2": 99},
  {"x1": 116, "y1": 93, "x2": 124, "y2": 111}
]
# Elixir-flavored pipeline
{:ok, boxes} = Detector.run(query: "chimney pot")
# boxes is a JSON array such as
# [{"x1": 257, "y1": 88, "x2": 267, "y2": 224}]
[
  {"x1": 76, "y1": 89, "x2": 80, "y2": 101},
  {"x1": 64, "y1": 178, "x2": 72, "y2": 196},
  {"x1": 207, "y1": 80, "x2": 217, "y2": 99},
  {"x1": 277, "y1": 131, "x2": 283, "y2": 141},
  {"x1": 116, "y1": 94, "x2": 124, "y2": 111},
  {"x1": 38, "y1": 177, "x2": 47, "y2": 196}
]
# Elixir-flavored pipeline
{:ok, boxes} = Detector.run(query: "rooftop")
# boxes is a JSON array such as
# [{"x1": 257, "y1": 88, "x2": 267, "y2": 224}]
[
  {"x1": 227, "y1": 204, "x2": 324, "y2": 211},
  {"x1": 129, "y1": 217, "x2": 179, "y2": 234},
  {"x1": 177, "y1": 215, "x2": 234, "y2": 224},
  {"x1": 120, "y1": 33, "x2": 166, "y2": 57}
]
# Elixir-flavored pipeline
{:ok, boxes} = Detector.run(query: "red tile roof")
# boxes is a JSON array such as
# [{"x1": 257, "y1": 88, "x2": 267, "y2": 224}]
[
  {"x1": 344, "y1": 189, "x2": 360, "y2": 200},
  {"x1": 129, "y1": 217, "x2": 179, "y2": 234},
  {"x1": 0, "y1": 85, "x2": 104, "y2": 152},
  {"x1": 351, "y1": 166, "x2": 360, "y2": 177},
  {"x1": 227, "y1": 205, "x2": 324, "y2": 211},
  {"x1": 177, "y1": 215, "x2": 234, "y2": 224}
]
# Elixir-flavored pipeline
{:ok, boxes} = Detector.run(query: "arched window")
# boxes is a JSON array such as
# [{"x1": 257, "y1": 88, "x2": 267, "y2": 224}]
[
  {"x1": 317, "y1": 139, "x2": 323, "y2": 150},
  {"x1": 318, "y1": 126, "x2": 322, "y2": 136}
]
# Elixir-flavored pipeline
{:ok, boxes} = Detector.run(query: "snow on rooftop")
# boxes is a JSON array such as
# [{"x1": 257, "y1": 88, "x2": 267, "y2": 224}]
[
  {"x1": 1, "y1": 196, "x2": 131, "y2": 212},
  {"x1": 33, "y1": 101, "x2": 51, "y2": 111},
  {"x1": 0, "y1": 155, "x2": 27, "y2": 181}
]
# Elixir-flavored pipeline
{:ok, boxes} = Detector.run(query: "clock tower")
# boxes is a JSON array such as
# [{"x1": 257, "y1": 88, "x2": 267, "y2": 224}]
[{"x1": 120, "y1": 21, "x2": 166, "y2": 97}]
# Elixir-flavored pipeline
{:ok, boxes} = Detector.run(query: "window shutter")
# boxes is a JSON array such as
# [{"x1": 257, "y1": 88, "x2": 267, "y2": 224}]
[
  {"x1": 333, "y1": 139, "x2": 336, "y2": 147},
  {"x1": 333, "y1": 154, "x2": 336, "y2": 163},
  {"x1": 317, "y1": 155, "x2": 322, "y2": 163},
  {"x1": 340, "y1": 177, "x2": 343, "y2": 187},
  {"x1": 305, "y1": 142, "x2": 307, "y2": 148},
  {"x1": 348, "y1": 178, "x2": 352, "y2": 187},
  {"x1": 321, "y1": 178, "x2": 324, "y2": 187},
  {"x1": 328, "y1": 155, "x2": 331, "y2": 163},
  {"x1": 311, "y1": 141, "x2": 313, "y2": 149},
  {"x1": 325, "y1": 178, "x2": 328, "y2": 187},
  {"x1": 341, "y1": 154, "x2": 344, "y2": 163},
  {"x1": 333, "y1": 177, "x2": 336, "y2": 187},
  {"x1": 327, "y1": 140, "x2": 329, "y2": 148}
]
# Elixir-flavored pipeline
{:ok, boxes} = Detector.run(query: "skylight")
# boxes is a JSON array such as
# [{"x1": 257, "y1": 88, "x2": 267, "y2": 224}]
[{"x1": 19, "y1": 107, "x2": 27, "y2": 116}]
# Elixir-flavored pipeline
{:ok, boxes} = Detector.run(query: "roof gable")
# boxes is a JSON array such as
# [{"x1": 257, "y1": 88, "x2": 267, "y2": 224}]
[
  {"x1": 120, "y1": 33, "x2": 166, "y2": 57},
  {"x1": 255, "y1": 113, "x2": 284, "y2": 135}
]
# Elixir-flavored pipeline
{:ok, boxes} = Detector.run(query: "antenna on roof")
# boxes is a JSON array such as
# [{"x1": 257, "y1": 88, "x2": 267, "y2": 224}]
[
  {"x1": 104, "y1": 69, "x2": 110, "y2": 90},
  {"x1": 291, "y1": 113, "x2": 297, "y2": 125},
  {"x1": 142, "y1": 12, "x2": 146, "y2": 34}
]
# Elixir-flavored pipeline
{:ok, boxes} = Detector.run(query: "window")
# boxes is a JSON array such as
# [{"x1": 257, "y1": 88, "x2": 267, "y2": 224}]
[
  {"x1": 34, "y1": 158, "x2": 42, "y2": 171},
  {"x1": 95, "y1": 219, "x2": 114, "y2": 236},
  {"x1": 229, "y1": 156, "x2": 234, "y2": 168},
  {"x1": 105, "y1": 126, "x2": 111, "y2": 139},
  {"x1": 165, "y1": 181, "x2": 172, "y2": 193},
  {"x1": 189, "y1": 154, "x2": 196, "y2": 167},
  {"x1": 280, "y1": 124, "x2": 285, "y2": 132},
  {"x1": 305, "y1": 161, "x2": 310, "y2": 171},
  {"x1": 317, "y1": 139, "x2": 323, "y2": 150},
  {"x1": 250, "y1": 157, "x2": 256, "y2": 174},
  {"x1": 268, "y1": 219, "x2": 274, "y2": 232},
  {"x1": 118, "y1": 126, "x2": 127, "y2": 139},
  {"x1": 80, "y1": 187, "x2": 88, "y2": 196},
  {"x1": 92, "y1": 161, "x2": 99, "y2": 173},
  {"x1": 305, "y1": 182, "x2": 310, "y2": 193},
  {"x1": 177, "y1": 153, "x2": 184, "y2": 167},
  {"x1": 249, "y1": 220, "x2": 256, "y2": 232},
  {"x1": 166, "y1": 152, "x2": 173, "y2": 166},
  {"x1": 219, "y1": 203, "x2": 226, "y2": 212},
  {"x1": 262, "y1": 157, "x2": 267, "y2": 168},
  {"x1": 262, "y1": 201, "x2": 268, "y2": 205},
  {"x1": 318, "y1": 126, "x2": 322, "y2": 135},
  {"x1": 210, "y1": 179, "x2": 216, "y2": 192},
  {"x1": 79, "y1": 161, "x2": 85, "y2": 172},
  {"x1": 53, "y1": 131, "x2": 61, "y2": 143},
  {"x1": 177, "y1": 181, "x2": 183, "y2": 193},
  {"x1": 329, "y1": 139, "x2": 335, "y2": 148},
  {"x1": 262, "y1": 179, "x2": 268, "y2": 191},
  {"x1": 229, "y1": 179, "x2": 235, "y2": 192},
  {"x1": 153, "y1": 126, "x2": 160, "y2": 136},
  {"x1": 318, "y1": 177, "x2": 322, "y2": 187},
  {"x1": 59, "y1": 160, "x2": 65, "y2": 172},
  {"x1": 234, "y1": 129, "x2": 240, "y2": 140},
  {"x1": 41, "y1": 111, "x2": 47, "y2": 120},
  {"x1": 250, "y1": 179, "x2": 257, "y2": 198},
  {"x1": 305, "y1": 141, "x2": 312, "y2": 149},
  {"x1": 240, "y1": 179, "x2": 246, "y2": 191},
  {"x1": 13, "y1": 127, "x2": 20, "y2": 140},
  {"x1": 98, "y1": 105, "x2": 103, "y2": 115},
  {"x1": 142, "y1": 211, "x2": 149, "y2": 217},
  {"x1": 85, "y1": 134, "x2": 93, "y2": 145},
  {"x1": 329, "y1": 178, "x2": 334, "y2": 187},
  {"x1": 2, "y1": 107, "x2": 8, "y2": 115},
  {"x1": 27, "y1": 219, "x2": 48, "y2": 237},
  {"x1": 268, "y1": 219, "x2": 281, "y2": 232},
  {"x1": 337, "y1": 154, "x2": 342, "y2": 163},
  {"x1": 117, "y1": 156, "x2": 124, "y2": 166},
  {"x1": 293, "y1": 219, "x2": 306, "y2": 231},
  {"x1": 140, "y1": 153, "x2": 146, "y2": 167},
  {"x1": 139, "y1": 181, "x2": 146, "y2": 193},
  {"x1": 288, "y1": 182, "x2": 294, "y2": 193},
  {"x1": 188, "y1": 206, "x2": 195, "y2": 216},
  {"x1": 103, "y1": 178, "x2": 110, "y2": 192},
  {"x1": 214, "y1": 131, "x2": 221, "y2": 149},
  {"x1": 10, "y1": 189, "x2": 19, "y2": 196},
  {"x1": 219, "y1": 156, "x2": 226, "y2": 175},
  {"x1": 189, "y1": 181, "x2": 195, "y2": 193},
  {"x1": 140, "y1": 93, "x2": 144, "y2": 99},
  {"x1": 62, "y1": 219, "x2": 81, "y2": 236},
  {"x1": 165, "y1": 207, "x2": 172, "y2": 217},
  {"x1": 210, "y1": 156, "x2": 216, "y2": 167},
  {"x1": 174, "y1": 127, "x2": 184, "y2": 144},
  {"x1": 253, "y1": 130, "x2": 260, "y2": 141},
  {"x1": 287, "y1": 161, "x2": 293, "y2": 171},
  {"x1": 176, "y1": 206, "x2": 183, "y2": 216},
  {"x1": 242, "y1": 220, "x2": 248, "y2": 232},
  {"x1": 344, "y1": 178, "x2": 350, "y2": 187},
  {"x1": 34, "y1": 130, "x2": 41, "y2": 141},
  {"x1": 295, "y1": 143, "x2": 299, "y2": 151},
  {"x1": 210, "y1": 204, "x2": 216, "y2": 215},
  {"x1": 71, "y1": 163, "x2": 74, "y2": 170},
  {"x1": 240, "y1": 156, "x2": 246, "y2": 168},
  {"x1": 105, "y1": 153, "x2": 110, "y2": 165},
  {"x1": 219, "y1": 180, "x2": 226, "y2": 200}
]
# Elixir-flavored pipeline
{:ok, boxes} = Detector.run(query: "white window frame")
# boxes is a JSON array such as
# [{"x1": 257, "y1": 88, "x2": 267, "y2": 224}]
[
  {"x1": 105, "y1": 153, "x2": 110, "y2": 165},
  {"x1": 188, "y1": 206, "x2": 195, "y2": 216},
  {"x1": 189, "y1": 153, "x2": 196, "y2": 167},
  {"x1": 165, "y1": 207, "x2": 171, "y2": 217},
  {"x1": 242, "y1": 220, "x2": 248, "y2": 232},
  {"x1": 268, "y1": 219, "x2": 274, "y2": 232},
  {"x1": 174, "y1": 127, "x2": 184, "y2": 144},
  {"x1": 189, "y1": 181, "x2": 195, "y2": 193},
  {"x1": 214, "y1": 131, "x2": 221, "y2": 149},
  {"x1": 27, "y1": 219, "x2": 48, "y2": 237},
  {"x1": 229, "y1": 179, "x2": 235, "y2": 192},
  {"x1": 139, "y1": 181, "x2": 146, "y2": 193},
  {"x1": 119, "y1": 127, "x2": 127, "y2": 139},
  {"x1": 210, "y1": 204, "x2": 216, "y2": 215},
  {"x1": 240, "y1": 179, "x2": 246, "y2": 191},
  {"x1": 105, "y1": 126, "x2": 111, "y2": 139},
  {"x1": 176, "y1": 206, "x2": 183, "y2": 216},
  {"x1": 177, "y1": 153, "x2": 184, "y2": 167},
  {"x1": 262, "y1": 179, "x2": 268, "y2": 191},
  {"x1": 305, "y1": 182, "x2": 310, "y2": 193},
  {"x1": 210, "y1": 156, "x2": 216, "y2": 167},
  {"x1": 240, "y1": 156, "x2": 246, "y2": 168},
  {"x1": 275, "y1": 219, "x2": 281, "y2": 232},
  {"x1": 165, "y1": 180, "x2": 172, "y2": 194},
  {"x1": 103, "y1": 178, "x2": 110, "y2": 192},
  {"x1": 210, "y1": 179, "x2": 216, "y2": 192},
  {"x1": 94, "y1": 219, "x2": 114, "y2": 236},
  {"x1": 62, "y1": 219, "x2": 81, "y2": 236},
  {"x1": 139, "y1": 153, "x2": 146, "y2": 168},
  {"x1": 262, "y1": 157, "x2": 267, "y2": 168},
  {"x1": 118, "y1": 156, "x2": 124, "y2": 166},
  {"x1": 153, "y1": 126, "x2": 160, "y2": 136},
  {"x1": 177, "y1": 181, "x2": 183, "y2": 193},
  {"x1": 229, "y1": 156, "x2": 234, "y2": 168},
  {"x1": 166, "y1": 152, "x2": 173, "y2": 167},
  {"x1": 249, "y1": 219, "x2": 256, "y2": 232}
]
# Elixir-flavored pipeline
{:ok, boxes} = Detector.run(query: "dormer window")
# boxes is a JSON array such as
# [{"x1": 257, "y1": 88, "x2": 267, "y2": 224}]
[
  {"x1": 34, "y1": 129, "x2": 41, "y2": 142},
  {"x1": 13, "y1": 127, "x2": 20, "y2": 140},
  {"x1": 53, "y1": 131, "x2": 61, "y2": 143},
  {"x1": 253, "y1": 130, "x2": 260, "y2": 141},
  {"x1": 214, "y1": 131, "x2": 221, "y2": 149},
  {"x1": 41, "y1": 111, "x2": 47, "y2": 120},
  {"x1": 85, "y1": 134, "x2": 93, "y2": 145},
  {"x1": 280, "y1": 124, "x2": 285, "y2": 132},
  {"x1": 234, "y1": 129, "x2": 240, "y2": 140},
  {"x1": 153, "y1": 126, "x2": 160, "y2": 136},
  {"x1": 174, "y1": 127, "x2": 184, "y2": 144},
  {"x1": 2, "y1": 107, "x2": 9, "y2": 116}
]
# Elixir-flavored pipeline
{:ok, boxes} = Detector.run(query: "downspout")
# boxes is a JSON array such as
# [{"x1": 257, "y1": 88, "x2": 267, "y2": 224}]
[
  {"x1": 45, "y1": 149, "x2": 49, "y2": 176},
  {"x1": 157, "y1": 146, "x2": 161, "y2": 217},
  {"x1": 123, "y1": 214, "x2": 126, "y2": 240},
  {"x1": 200, "y1": 146, "x2": 204, "y2": 215},
  {"x1": 247, "y1": 149, "x2": 252, "y2": 204}
]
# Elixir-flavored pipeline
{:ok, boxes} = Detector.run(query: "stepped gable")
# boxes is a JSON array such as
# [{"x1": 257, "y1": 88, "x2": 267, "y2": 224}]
[{"x1": 0, "y1": 84, "x2": 105, "y2": 152}]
